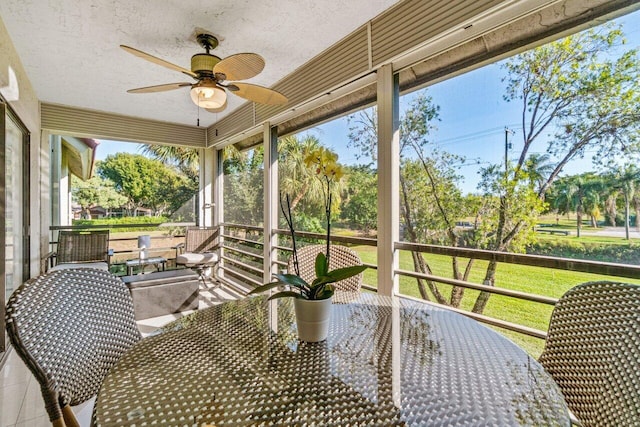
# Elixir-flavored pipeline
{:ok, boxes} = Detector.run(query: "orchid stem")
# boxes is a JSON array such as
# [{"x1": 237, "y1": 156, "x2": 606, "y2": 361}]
[
  {"x1": 326, "y1": 191, "x2": 332, "y2": 268},
  {"x1": 280, "y1": 193, "x2": 300, "y2": 276}
]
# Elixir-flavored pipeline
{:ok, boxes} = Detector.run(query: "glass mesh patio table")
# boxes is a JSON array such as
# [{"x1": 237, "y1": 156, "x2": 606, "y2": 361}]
[{"x1": 94, "y1": 293, "x2": 569, "y2": 426}]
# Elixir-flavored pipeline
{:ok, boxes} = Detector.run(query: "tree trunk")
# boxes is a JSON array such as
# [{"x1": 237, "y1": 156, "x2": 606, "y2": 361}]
[
  {"x1": 289, "y1": 182, "x2": 309, "y2": 211},
  {"x1": 633, "y1": 196, "x2": 640, "y2": 231},
  {"x1": 449, "y1": 257, "x2": 469, "y2": 307},
  {"x1": 411, "y1": 251, "x2": 448, "y2": 304},
  {"x1": 576, "y1": 206, "x2": 582, "y2": 238},
  {"x1": 400, "y1": 174, "x2": 446, "y2": 304},
  {"x1": 472, "y1": 260, "x2": 498, "y2": 313},
  {"x1": 625, "y1": 193, "x2": 630, "y2": 240},
  {"x1": 472, "y1": 195, "x2": 507, "y2": 314}
]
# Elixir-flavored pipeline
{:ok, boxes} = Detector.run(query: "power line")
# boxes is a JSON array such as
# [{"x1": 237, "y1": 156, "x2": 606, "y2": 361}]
[{"x1": 434, "y1": 124, "x2": 522, "y2": 146}]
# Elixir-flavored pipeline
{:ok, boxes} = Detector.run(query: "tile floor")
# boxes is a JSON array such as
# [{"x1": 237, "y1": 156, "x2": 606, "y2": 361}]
[{"x1": 0, "y1": 281, "x2": 244, "y2": 427}]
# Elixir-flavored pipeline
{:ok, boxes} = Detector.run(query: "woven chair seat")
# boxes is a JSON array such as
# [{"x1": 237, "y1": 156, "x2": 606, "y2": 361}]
[
  {"x1": 539, "y1": 281, "x2": 640, "y2": 426},
  {"x1": 46, "y1": 230, "x2": 111, "y2": 273},
  {"x1": 176, "y1": 251, "x2": 218, "y2": 266},
  {"x1": 5, "y1": 268, "x2": 141, "y2": 426},
  {"x1": 175, "y1": 227, "x2": 219, "y2": 286},
  {"x1": 288, "y1": 244, "x2": 364, "y2": 299}
]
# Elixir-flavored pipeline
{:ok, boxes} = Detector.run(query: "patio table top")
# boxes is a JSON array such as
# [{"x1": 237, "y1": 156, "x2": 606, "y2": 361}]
[{"x1": 94, "y1": 293, "x2": 569, "y2": 426}]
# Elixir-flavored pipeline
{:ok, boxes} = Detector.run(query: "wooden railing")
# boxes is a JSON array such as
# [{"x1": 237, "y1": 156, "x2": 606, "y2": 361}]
[
  {"x1": 218, "y1": 222, "x2": 640, "y2": 348},
  {"x1": 48, "y1": 223, "x2": 191, "y2": 275}
]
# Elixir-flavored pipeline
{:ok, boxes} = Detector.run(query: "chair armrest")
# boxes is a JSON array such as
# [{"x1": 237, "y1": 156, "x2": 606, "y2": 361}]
[
  {"x1": 43, "y1": 251, "x2": 57, "y2": 273},
  {"x1": 173, "y1": 243, "x2": 185, "y2": 256}
]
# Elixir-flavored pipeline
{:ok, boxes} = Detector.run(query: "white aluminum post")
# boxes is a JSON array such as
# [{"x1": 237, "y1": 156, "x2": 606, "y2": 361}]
[
  {"x1": 263, "y1": 123, "x2": 279, "y2": 285},
  {"x1": 263, "y1": 123, "x2": 279, "y2": 333},
  {"x1": 199, "y1": 147, "x2": 215, "y2": 227},
  {"x1": 377, "y1": 64, "x2": 400, "y2": 296},
  {"x1": 213, "y1": 147, "x2": 224, "y2": 280},
  {"x1": 49, "y1": 134, "x2": 62, "y2": 232}
]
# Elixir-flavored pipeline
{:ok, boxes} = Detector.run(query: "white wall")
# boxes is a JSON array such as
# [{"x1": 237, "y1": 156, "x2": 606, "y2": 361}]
[{"x1": 0, "y1": 15, "x2": 44, "y2": 277}]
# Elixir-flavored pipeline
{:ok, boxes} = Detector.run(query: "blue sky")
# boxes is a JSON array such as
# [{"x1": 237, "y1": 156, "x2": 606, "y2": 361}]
[{"x1": 97, "y1": 10, "x2": 639, "y2": 194}]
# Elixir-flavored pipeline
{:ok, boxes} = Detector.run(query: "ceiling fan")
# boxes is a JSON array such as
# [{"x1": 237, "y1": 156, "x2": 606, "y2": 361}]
[{"x1": 121, "y1": 32, "x2": 287, "y2": 113}]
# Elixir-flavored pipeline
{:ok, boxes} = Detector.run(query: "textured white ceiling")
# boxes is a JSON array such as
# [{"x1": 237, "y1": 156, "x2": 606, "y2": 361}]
[{"x1": 0, "y1": 0, "x2": 400, "y2": 128}]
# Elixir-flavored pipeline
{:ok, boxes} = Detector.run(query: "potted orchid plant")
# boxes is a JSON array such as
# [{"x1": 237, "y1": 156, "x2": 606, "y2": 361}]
[{"x1": 250, "y1": 147, "x2": 367, "y2": 341}]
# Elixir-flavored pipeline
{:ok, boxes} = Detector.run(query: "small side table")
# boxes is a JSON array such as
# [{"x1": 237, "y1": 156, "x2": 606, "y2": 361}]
[{"x1": 125, "y1": 256, "x2": 167, "y2": 275}]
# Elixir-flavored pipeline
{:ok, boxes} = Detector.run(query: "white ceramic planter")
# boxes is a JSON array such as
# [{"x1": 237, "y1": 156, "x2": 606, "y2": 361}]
[{"x1": 294, "y1": 297, "x2": 332, "y2": 342}]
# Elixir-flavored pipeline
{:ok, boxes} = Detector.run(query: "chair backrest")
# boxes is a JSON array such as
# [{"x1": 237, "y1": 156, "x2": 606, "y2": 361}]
[
  {"x1": 288, "y1": 244, "x2": 363, "y2": 293},
  {"x1": 5, "y1": 268, "x2": 141, "y2": 424},
  {"x1": 56, "y1": 230, "x2": 110, "y2": 264},
  {"x1": 539, "y1": 281, "x2": 640, "y2": 426},
  {"x1": 185, "y1": 226, "x2": 218, "y2": 253}
]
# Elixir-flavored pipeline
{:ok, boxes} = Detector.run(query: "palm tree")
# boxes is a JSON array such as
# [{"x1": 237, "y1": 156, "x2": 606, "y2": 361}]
[
  {"x1": 567, "y1": 174, "x2": 602, "y2": 237},
  {"x1": 141, "y1": 145, "x2": 199, "y2": 181},
  {"x1": 523, "y1": 153, "x2": 555, "y2": 195},
  {"x1": 549, "y1": 176, "x2": 576, "y2": 222},
  {"x1": 615, "y1": 165, "x2": 640, "y2": 240},
  {"x1": 278, "y1": 135, "x2": 334, "y2": 211}
]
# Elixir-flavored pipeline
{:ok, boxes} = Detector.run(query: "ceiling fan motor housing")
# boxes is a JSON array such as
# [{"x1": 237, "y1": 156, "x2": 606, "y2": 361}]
[{"x1": 191, "y1": 53, "x2": 220, "y2": 75}]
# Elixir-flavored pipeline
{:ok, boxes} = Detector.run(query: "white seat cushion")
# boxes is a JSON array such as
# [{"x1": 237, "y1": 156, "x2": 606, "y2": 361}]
[
  {"x1": 176, "y1": 252, "x2": 218, "y2": 266},
  {"x1": 50, "y1": 262, "x2": 109, "y2": 272}
]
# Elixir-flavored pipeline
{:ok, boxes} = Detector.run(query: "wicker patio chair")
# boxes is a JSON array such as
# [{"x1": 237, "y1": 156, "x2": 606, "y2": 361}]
[
  {"x1": 288, "y1": 244, "x2": 364, "y2": 302},
  {"x1": 539, "y1": 281, "x2": 640, "y2": 426},
  {"x1": 45, "y1": 230, "x2": 112, "y2": 272},
  {"x1": 176, "y1": 226, "x2": 219, "y2": 285},
  {"x1": 5, "y1": 268, "x2": 141, "y2": 427}
]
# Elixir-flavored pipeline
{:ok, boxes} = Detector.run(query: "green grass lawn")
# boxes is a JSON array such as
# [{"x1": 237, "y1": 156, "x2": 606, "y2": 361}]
[{"x1": 352, "y1": 245, "x2": 640, "y2": 357}]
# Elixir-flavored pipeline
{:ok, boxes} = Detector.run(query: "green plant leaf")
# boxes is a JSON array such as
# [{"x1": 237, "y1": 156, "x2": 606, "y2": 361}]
[
  {"x1": 314, "y1": 252, "x2": 328, "y2": 277},
  {"x1": 327, "y1": 265, "x2": 368, "y2": 281},
  {"x1": 312, "y1": 275, "x2": 335, "y2": 287},
  {"x1": 314, "y1": 285, "x2": 335, "y2": 300},
  {"x1": 248, "y1": 281, "x2": 285, "y2": 295},
  {"x1": 274, "y1": 273, "x2": 309, "y2": 288},
  {"x1": 267, "y1": 291, "x2": 302, "y2": 300},
  {"x1": 310, "y1": 283, "x2": 334, "y2": 300}
]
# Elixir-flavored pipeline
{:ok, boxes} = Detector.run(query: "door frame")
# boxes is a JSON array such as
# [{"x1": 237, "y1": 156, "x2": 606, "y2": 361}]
[{"x1": 0, "y1": 99, "x2": 31, "y2": 354}]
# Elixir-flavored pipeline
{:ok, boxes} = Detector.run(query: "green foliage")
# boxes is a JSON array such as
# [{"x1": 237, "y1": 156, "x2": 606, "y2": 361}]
[
  {"x1": 278, "y1": 135, "x2": 326, "y2": 214},
  {"x1": 340, "y1": 165, "x2": 377, "y2": 233},
  {"x1": 72, "y1": 176, "x2": 127, "y2": 217},
  {"x1": 222, "y1": 146, "x2": 264, "y2": 225},
  {"x1": 527, "y1": 239, "x2": 640, "y2": 264},
  {"x1": 141, "y1": 145, "x2": 199, "y2": 181},
  {"x1": 249, "y1": 262, "x2": 367, "y2": 300},
  {"x1": 502, "y1": 24, "x2": 640, "y2": 191},
  {"x1": 292, "y1": 212, "x2": 324, "y2": 233},
  {"x1": 97, "y1": 153, "x2": 197, "y2": 217},
  {"x1": 72, "y1": 216, "x2": 169, "y2": 232},
  {"x1": 477, "y1": 165, "x2": 547, "y2": 252}
]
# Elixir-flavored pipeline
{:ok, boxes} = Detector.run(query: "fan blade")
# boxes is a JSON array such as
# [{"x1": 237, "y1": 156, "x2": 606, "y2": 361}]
[
  {"x1": 205, "y1": 98, "x2": 228, "y2": 113},
  {"x1": 213, "y1": 53, "x2": 265, "y2": 81},
  {"x1": 231, "y1": 83, "x2": 287, "y2": 105},
  {"x1": 120, "y1": 45, "x2": 197, "y2": 78},
  {"x1": 127, "y1": 83, "x2": 192, "y2": 93}
]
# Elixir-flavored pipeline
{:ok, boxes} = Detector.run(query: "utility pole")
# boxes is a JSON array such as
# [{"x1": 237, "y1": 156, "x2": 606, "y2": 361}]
[{"x1": 504, "y1": 127, "x2": 514, "y2": 174}]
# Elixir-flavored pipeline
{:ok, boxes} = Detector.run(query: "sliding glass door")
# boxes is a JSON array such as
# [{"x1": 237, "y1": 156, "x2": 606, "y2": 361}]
[{"x1": 0, "y1": 100, "x2": 30, "y2": 355}]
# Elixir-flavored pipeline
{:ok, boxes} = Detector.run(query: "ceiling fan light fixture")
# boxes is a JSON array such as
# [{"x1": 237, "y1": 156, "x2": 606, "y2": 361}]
[{"x1": 190, "y1": 82, "x2": 226, "y2": 109}]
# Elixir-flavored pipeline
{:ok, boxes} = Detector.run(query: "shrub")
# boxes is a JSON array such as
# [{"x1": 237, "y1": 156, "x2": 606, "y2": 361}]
[
  {"x1": 72, "y1": 216, "x2": 170, "y2": 232},
  {"x1": 527, "y1": 239, "x2": 640, "y2": 265}
]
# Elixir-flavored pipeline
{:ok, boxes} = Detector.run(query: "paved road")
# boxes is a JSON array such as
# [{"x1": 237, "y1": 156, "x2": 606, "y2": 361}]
[{"x1": 573, "y1": 226, "x2": 640, "y2": 239}]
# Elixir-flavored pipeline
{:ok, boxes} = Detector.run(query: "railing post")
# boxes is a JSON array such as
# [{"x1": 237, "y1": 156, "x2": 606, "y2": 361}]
[
  {"x1": 263, "y1": 123, "x2": 279, "y2": 285},
  {"x1": 377, "y1": 64, "x2": 400, "y2": 296}
]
